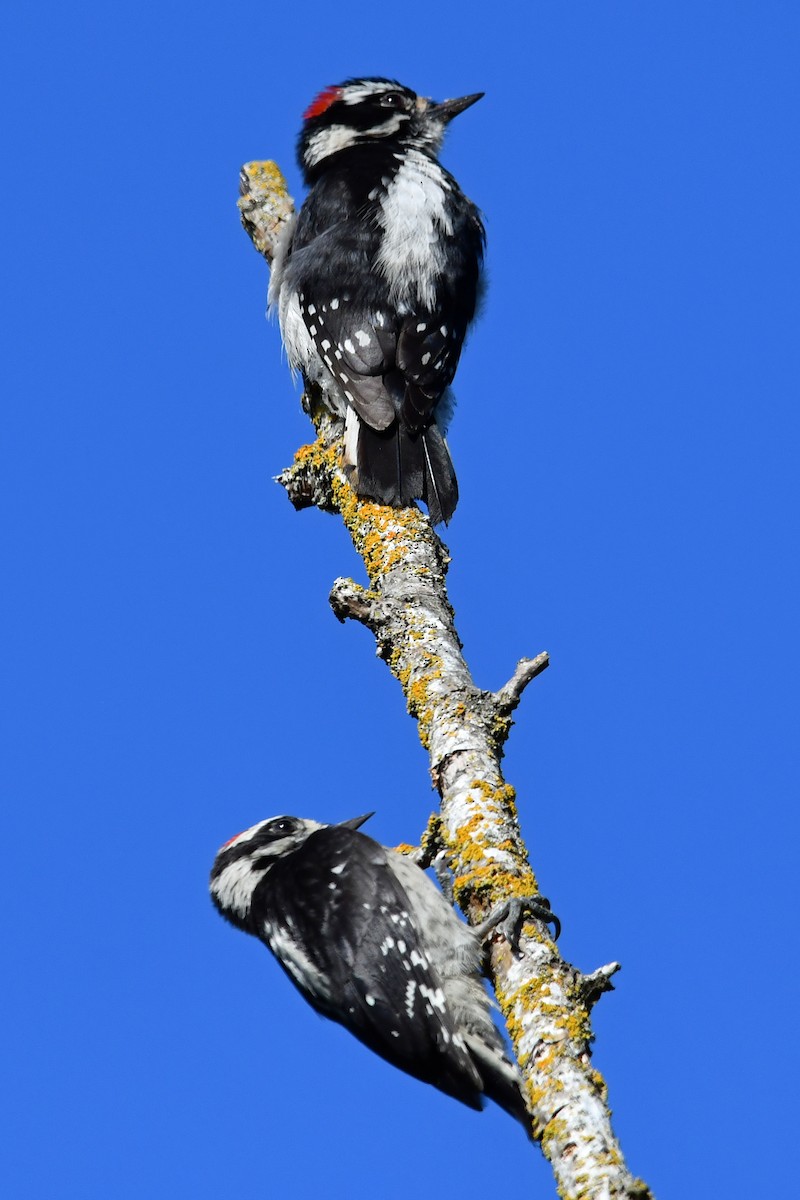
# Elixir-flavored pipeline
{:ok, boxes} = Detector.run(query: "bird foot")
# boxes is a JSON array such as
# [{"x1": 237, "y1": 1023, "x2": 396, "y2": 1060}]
[{"x1": 475, "y1": 895, "x2": 561, "y2": 954}]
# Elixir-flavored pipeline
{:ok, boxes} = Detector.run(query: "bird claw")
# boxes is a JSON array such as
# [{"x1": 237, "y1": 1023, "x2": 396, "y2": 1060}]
[{"x1": 475, "y1": 895, "x2": 561, "y2": 954}]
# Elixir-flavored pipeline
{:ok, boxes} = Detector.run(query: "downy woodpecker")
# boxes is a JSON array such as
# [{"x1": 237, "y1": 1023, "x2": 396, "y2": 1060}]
[
  {"x1": 269, "y1": 78, "x2": 485, "y2": 524},
  {"x1": 210, "y1": 814, "x2": 531, "y2": 1131}
]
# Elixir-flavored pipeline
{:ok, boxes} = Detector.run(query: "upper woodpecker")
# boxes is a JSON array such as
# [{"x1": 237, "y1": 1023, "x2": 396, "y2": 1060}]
[
  {"x1": 269, "y1": 77, "x2": 485, "y2": 525},
  {"x1": 210, "y1": 813, "x2": 531, "y2": 1132}
]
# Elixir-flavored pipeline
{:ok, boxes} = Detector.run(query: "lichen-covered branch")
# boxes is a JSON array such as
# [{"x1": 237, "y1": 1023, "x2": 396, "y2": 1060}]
[{"x1": 238, "y1": 161, "x2": 653, "y2": 1200}]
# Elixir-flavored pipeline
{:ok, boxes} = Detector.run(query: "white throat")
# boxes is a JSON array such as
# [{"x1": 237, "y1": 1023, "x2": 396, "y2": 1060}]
[{"x1": 376, "y1": 149, "x2": 453, "y2": 309}]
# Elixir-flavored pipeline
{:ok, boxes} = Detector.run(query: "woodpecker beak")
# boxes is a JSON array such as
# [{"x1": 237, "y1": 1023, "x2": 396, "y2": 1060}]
[
  {"x1": 427, "y1": 92, "x2": 484, "y2": 122},
  {"x1": 338, "y1": 813, "x2": 375, "y2": 830}
]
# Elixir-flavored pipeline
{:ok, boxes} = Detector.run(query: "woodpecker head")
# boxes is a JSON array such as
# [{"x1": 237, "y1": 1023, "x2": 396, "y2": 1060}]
[
  {"x1": 297, "y1": 77, "x2": 483, "y2": 181},
  {"x1": 209, "y1": 813, "x2": 373, "y2": 929}
]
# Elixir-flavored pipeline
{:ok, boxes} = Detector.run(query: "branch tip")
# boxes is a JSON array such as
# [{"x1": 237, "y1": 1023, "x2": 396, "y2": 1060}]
[
  {"x1": 494, "y1": 652, "x2": 550, "y2": 714},
  {"x1": 329, "y1": 578, "x2": 378, "y2": 626},
  {"x1": 276, "y1": 445, "x2": 337, "y2": 512},
  {"x1": 577, "y1": 961, "x2": 621, "y2": 1009},
  {"x1": 237, "y1": 160, "x2": 294, "y2": 264}
]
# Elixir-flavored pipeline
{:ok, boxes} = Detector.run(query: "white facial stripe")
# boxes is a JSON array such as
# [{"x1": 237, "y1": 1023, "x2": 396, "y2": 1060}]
[
  {"x1": 304, "y1": 115, "x2": 406, "y2": 168},
  {"x1": 341, "y1": 82, "x2": 402, "y2": 105},
  {"x1": 212, "y1": 856, "x2": 263, "y2": 921},
  {"x1": 360, "y1": 114, "x2": 405, "y2": 139},
  {"x1": 304, "y1": 125, "x2": 360, "y2": 167}
]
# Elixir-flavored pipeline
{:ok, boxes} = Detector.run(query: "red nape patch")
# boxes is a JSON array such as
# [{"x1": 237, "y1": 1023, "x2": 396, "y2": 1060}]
[
  {"x1": 303, "y1": 85, "x2": 343, "y2": 120},
  {"x1": 221, "y1": 832, "x2": 243, "y2": 849}
]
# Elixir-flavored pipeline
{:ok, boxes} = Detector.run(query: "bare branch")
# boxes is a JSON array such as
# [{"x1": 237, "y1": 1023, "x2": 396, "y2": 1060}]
[
  {"x1": 495, "y1": 652, "x2": 551, "y2": 715},
  {"x1": 239, "y1": 162, "x2": 653, "y2": 1200},
  {"x1": 577, "y1": 962, "x2": 622, "y2": 1010}
]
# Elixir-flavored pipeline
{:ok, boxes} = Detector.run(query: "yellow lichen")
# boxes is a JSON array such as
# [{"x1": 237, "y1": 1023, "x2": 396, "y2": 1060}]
[
  {"x1": 331, "y1": 475, "x2": 423, "y2": 582},
  {"x1": 558, "y1": 1009, "x2": 593, "y2": 1046},
  {"x1": 242, "y1": 160, "x2": 288, "y2": 191},
  {"x1": 393, "y1": 842, "x2": 417, "y2": 857},
  {"x1": 469, "y1": 778, "x2": 519, "y2": 817}
]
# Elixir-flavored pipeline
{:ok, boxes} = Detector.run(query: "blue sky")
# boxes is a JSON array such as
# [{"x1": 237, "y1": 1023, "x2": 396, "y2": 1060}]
[{"x1": 2, "y1": 3, "x2": 798, "y2": 1196}]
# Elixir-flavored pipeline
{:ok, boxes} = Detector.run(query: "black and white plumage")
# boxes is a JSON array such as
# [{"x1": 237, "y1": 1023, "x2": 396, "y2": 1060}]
[
  {"x1": 268, "y1": 77, "x2": 485, "y2": 525},
  {"x1": 209, "y1": 814, "x2": 530, "y2": 1131}
]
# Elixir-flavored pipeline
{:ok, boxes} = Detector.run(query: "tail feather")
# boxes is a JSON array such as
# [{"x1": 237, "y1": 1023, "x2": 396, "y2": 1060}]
[
  {"x1": 464, "y1": 1034, "x2": 533, "y2": 1137},
  {"x1": 356, "y1": 419, "x2": 458, "y2": 524},
  {"x1": 421, "y1": 433, "x2": 442, "y2": 527},
  {"x1": 420, "y1": 424, "x2": 458, "y2": 526}
]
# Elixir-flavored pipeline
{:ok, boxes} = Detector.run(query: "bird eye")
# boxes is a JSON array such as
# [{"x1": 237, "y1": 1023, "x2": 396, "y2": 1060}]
[
  {"x1": 379, "y1": 91, "x2": 406, "y2": 110},
  {"x1": 268, "y1": 817, "x2": 296, "y2": 835}
]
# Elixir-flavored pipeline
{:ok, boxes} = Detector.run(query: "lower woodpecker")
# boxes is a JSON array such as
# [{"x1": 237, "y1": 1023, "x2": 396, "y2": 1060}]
[{"x1": 210, "y1": 814, "x2": 530, "y2": 1131}]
